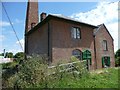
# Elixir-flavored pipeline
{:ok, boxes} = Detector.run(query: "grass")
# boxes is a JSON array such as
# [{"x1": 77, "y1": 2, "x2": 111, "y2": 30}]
[
  {"x1": 2, "y1": 56, "x2": 119, "y2": 88},
  {"x1": 47, "y1": 67, "x2": 119, "y2": 88}
]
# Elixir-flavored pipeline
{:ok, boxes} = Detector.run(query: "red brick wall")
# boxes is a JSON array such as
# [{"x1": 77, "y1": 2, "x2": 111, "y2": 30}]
[
  {"x1": 51, "y1": 19, "x2": 96, "y2": 69},
  {"x1": 27, "y1": 23, "x2": 48, "y2": 56},
  {"x1": 95, "y1": 24, "x2": 115, "y2": 69},
  {"x1": 25, "y1": 1, "x2": 38, "y2": 33},
  {"x1": 25, "y1": 1, "x2": 39, "y2": 55}
]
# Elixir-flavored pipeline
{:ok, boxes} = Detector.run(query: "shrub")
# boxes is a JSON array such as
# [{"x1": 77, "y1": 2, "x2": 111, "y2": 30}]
[
  {"x1": 2, "y1": 55, "x2": 89, "y2": 88},
  {"x1": 115, "y1": 57, "x2": 120, "y2": 67},
  {"x1": 2, "y1": 61, "x2": 18, "y2": 69},
  {"x1": 115, "y1": 49, "x2": 120, "y2": 67},
  {"x1": 70, "y1": 56, "x2": 89, "y2": 78},
  {"x1": 16, "y1": 55, "x2": 49, "y2": 88}
]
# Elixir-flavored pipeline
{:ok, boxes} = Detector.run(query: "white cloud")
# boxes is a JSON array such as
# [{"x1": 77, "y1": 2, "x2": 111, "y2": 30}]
[
  {"x1": 0, "y1": 21, "x2": 10, "y2": 27},
  {"x1": 16, "y1": 38, "x2": 24, "y2": 51},
  {"x1": 0, "y1": 35, "x2": 5, "y2": 53},
  {"x1": 4, "y1": 39, "x2": 25, "y2": 54},
  {"x1": 7, "y1": 48, "x2": 23, "y2": 55},
  {"x1": 0, "y1": 35, "x2": 5, "y2": 42},
  {"x1": 70, "y1": 1, "x2": 118, "y2": 52},
  {"x1": 15, "y1": 19, "x2": 23, "y2": 23}
]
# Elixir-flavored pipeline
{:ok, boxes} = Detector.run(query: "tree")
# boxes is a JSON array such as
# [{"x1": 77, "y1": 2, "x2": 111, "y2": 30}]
[
  {"x1": 115, "y1": 49, "x2": 120, "y2": 67},
  {"x1": 5, "y1": 52, "x2": 13, "y2": 58},
  {"x1": 0, "y1": 53, "x2": 4, "y2": 56},
  {"x1": 14, "y1": 52, "x2": 24, "y2": 60}
]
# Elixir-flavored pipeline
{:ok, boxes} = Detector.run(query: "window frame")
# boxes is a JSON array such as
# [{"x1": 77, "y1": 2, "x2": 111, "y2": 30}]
[
  {"x1": 102, "y1": 40, "x2": 108, "y2": 51},
  {"x1": 72, "y1": 49, "x2": 82, "y2": 60},
  {"x1": 102, "y1": 56, "x2": 110, "y2": 68},
  {"x1": 71, "y1": 27, "x2": 81, "y2": 39}
]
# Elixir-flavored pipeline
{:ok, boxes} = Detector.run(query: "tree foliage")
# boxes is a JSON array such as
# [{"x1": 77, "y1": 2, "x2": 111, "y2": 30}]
[
  {"x1": 5, "y1": 52, "x2": 13, "y2": 58},
  {"x1": 0, "y1": 53, "x2": 4, "y2": 56},
  {"x1": 14, "y1": 52, "x2": 24, "y2": 59},
  {"x1": 115, "y1": 49, "x2": 120, "y2": 67}
]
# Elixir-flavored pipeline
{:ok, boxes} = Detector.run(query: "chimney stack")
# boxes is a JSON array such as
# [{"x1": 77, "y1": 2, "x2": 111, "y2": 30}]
[
  {"x1": 25, "y1": 0, "x2": 38, "y2": 33},
  {"x1": 25, "y1": 0, "x2": 38, "y2": 57},
  {"x1": 40, "y1": 12, "x2": 46, "y2": 21}
]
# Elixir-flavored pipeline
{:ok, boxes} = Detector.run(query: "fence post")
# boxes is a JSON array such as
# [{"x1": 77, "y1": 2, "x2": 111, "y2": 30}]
[{"x1": 87, "y1": 60, "x2": 90, "y2": 71}]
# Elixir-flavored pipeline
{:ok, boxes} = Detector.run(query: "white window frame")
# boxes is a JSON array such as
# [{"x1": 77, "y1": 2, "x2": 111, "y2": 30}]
[
  {"x1": 71, "y1": 27, "x2": 81, "y2": 39},
  {"x1": 103, "y1": 40, "x2": 108, "y2": 51}
]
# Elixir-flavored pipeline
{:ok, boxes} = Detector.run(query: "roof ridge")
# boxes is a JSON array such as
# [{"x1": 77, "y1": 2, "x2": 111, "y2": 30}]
[{"x1": 49, "y1": 14, "x2": 97, "y2": 27}]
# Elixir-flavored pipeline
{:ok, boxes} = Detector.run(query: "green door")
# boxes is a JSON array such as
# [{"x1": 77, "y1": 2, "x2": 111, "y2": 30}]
[
  {"x1": 83, "y1": 50, "x2": 92, "y2": 65},
  {"x1": 102, "y1": 56, "x2": 110, "y2": 68}
]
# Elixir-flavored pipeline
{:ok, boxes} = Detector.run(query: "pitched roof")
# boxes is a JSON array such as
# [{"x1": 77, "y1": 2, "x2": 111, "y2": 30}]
[
  {"x1": 26, "y1": 14, "x2": 97, "y2": 35},
  {"x1": 49, "y1": 14, "x2": 97, "y2": 27},
  {"x1": 94, "y1": 24, "x2": 114, "y2": 40},
  {"x1": 26, "y1": 14, "x2": 113, "y2": 41}
]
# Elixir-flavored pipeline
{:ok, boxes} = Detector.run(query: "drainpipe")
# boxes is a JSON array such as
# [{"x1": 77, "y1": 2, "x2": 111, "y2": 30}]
[
  {"x1": 48, "y1": 22, "x2": 52, "y2": 64},
  {"x1": 93, "y1": 35, "x2": 97, "y2": 69}
]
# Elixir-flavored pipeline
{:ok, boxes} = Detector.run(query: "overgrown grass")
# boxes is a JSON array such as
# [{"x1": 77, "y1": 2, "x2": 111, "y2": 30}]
[
  {"x1": 46, "y1": 67, "x2": 119, "y2": 88},
  {"x1": 2, "y1": 56, "x2": 119, "y2": 88}
]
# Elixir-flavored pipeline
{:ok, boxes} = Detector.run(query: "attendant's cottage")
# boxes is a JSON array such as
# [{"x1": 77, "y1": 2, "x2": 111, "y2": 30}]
[{"x1": 25, "y1": 0, "x2": 115, "y2": 70}]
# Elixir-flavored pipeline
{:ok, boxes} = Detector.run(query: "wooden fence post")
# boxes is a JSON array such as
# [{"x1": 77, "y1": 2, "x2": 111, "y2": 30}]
[{"x1": 87, "y1": 60, "x2": 90, "y2": 71}]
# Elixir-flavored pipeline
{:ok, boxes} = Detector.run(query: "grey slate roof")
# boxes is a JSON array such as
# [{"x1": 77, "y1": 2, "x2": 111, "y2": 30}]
[
  {"x1": 26, "y1": 14, "x2": 98, "y2": 35},
  {"x1": 49, "y1": 14, "x2": 97, "y2": 28}
]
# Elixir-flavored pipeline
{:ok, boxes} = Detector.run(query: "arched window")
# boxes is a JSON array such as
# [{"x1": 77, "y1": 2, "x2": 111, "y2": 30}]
[{"x1": 72, "y1": 49, "x2": 82, "y2": 60}]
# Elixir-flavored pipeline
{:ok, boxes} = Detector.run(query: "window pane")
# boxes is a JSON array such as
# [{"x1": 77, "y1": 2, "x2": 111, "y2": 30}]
[
  {"x1": 72, "y1": 49, "x2": 82, "y2": 60},
  {"x1": 71, "y1": 27, "x2": 74, "y2": 38},
  {"x1": 71, "y1": 27, "x2": 76, "y2": 39},
  {"x1": 73, "y1": 28, "x2": 76, "y2": 38},
  {"x1": 76, "y1": 28, "x2": 80, "y2": 39},
  {"x1": 103, "y1": 40, "x2": 107, "y2": 50},
  {"x1": 71, "y1": 27, "x2": 81, "y2": 39}
]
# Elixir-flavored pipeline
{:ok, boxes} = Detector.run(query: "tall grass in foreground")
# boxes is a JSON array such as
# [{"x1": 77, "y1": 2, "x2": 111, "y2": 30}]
[
  {"x1": 2, "y1": 56, "x2": 119, "y2": 88},
  {"x1": 2, "y1": 56, "x2": 88, "y2": 88}
]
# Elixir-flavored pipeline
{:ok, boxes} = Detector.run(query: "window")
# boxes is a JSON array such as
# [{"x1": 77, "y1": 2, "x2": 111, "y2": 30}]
[
  {"x1": 71, "y1": 27, "x2": 81, "y2": 39},
  {"x1": 103, "y1": 40, "x2": 108, "y2": 51},
  {"x1": 72, "y1": 49, "x2": 82, "y2": 60}
]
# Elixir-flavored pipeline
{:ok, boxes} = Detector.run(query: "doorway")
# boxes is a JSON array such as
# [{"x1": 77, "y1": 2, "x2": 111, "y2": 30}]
[{"x1": 102, "y1": 56, "x2": 110, "y2": 68}]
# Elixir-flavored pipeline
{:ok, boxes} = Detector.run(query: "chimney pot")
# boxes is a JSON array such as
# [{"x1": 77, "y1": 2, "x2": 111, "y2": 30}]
[
  {"x1": 31, "y1": 22, "x2": 36, "y2": 29},
  {"x1": 40, "y1": 12, "x2": 46, "y2": 21}
]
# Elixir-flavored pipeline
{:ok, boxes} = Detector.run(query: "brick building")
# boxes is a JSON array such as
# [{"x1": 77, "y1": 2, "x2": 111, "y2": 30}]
[{"x1": 25, "y1": 0, "x2": 115, "y2": 69}]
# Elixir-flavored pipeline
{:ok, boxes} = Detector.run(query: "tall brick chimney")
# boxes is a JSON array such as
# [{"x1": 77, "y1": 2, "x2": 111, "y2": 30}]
[
  {"x1": 25, "y1": 0, "x2": 38, "y2": 58},
  {"x1": 25, "y1": 0, "x2": 38, "y2": 33}
]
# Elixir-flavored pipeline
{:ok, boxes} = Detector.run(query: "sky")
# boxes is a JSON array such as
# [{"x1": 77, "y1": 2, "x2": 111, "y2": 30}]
[{"x1": 0, "y1": 0, "x2": 119, "y2": 54}]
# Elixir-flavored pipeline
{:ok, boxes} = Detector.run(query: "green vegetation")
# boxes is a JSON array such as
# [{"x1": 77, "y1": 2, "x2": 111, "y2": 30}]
[
  {"x1": 13, "y1": 52, "x2": 24, "y2": 60},
  {"x1": 0, "y1": 52, "x2": 24, "y2": 59},
  {"x1": 0, "y1": 53, "x2": 4, "y2": 56},
  {"x1": 48, "y1": 67, "x2": 118, "y2": 88},
  {"x1": 2, "y1": 61, "x2": 18, "y2": 69},
  {"x1": 2, "y1": 56, "x2": 119, "y2": 89},
  {"x1": 5, "y1": 52, "x2": 13, "y2": 58},
  {"x1": 115, "y1": 49, "x2": 120, "y2": 67},
  {"x1": 0, "y1": 52, "x2": 13, "y2": 57},
  {"x1": 1, "y1": 52, "x2": 24, "y2": 69}
]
